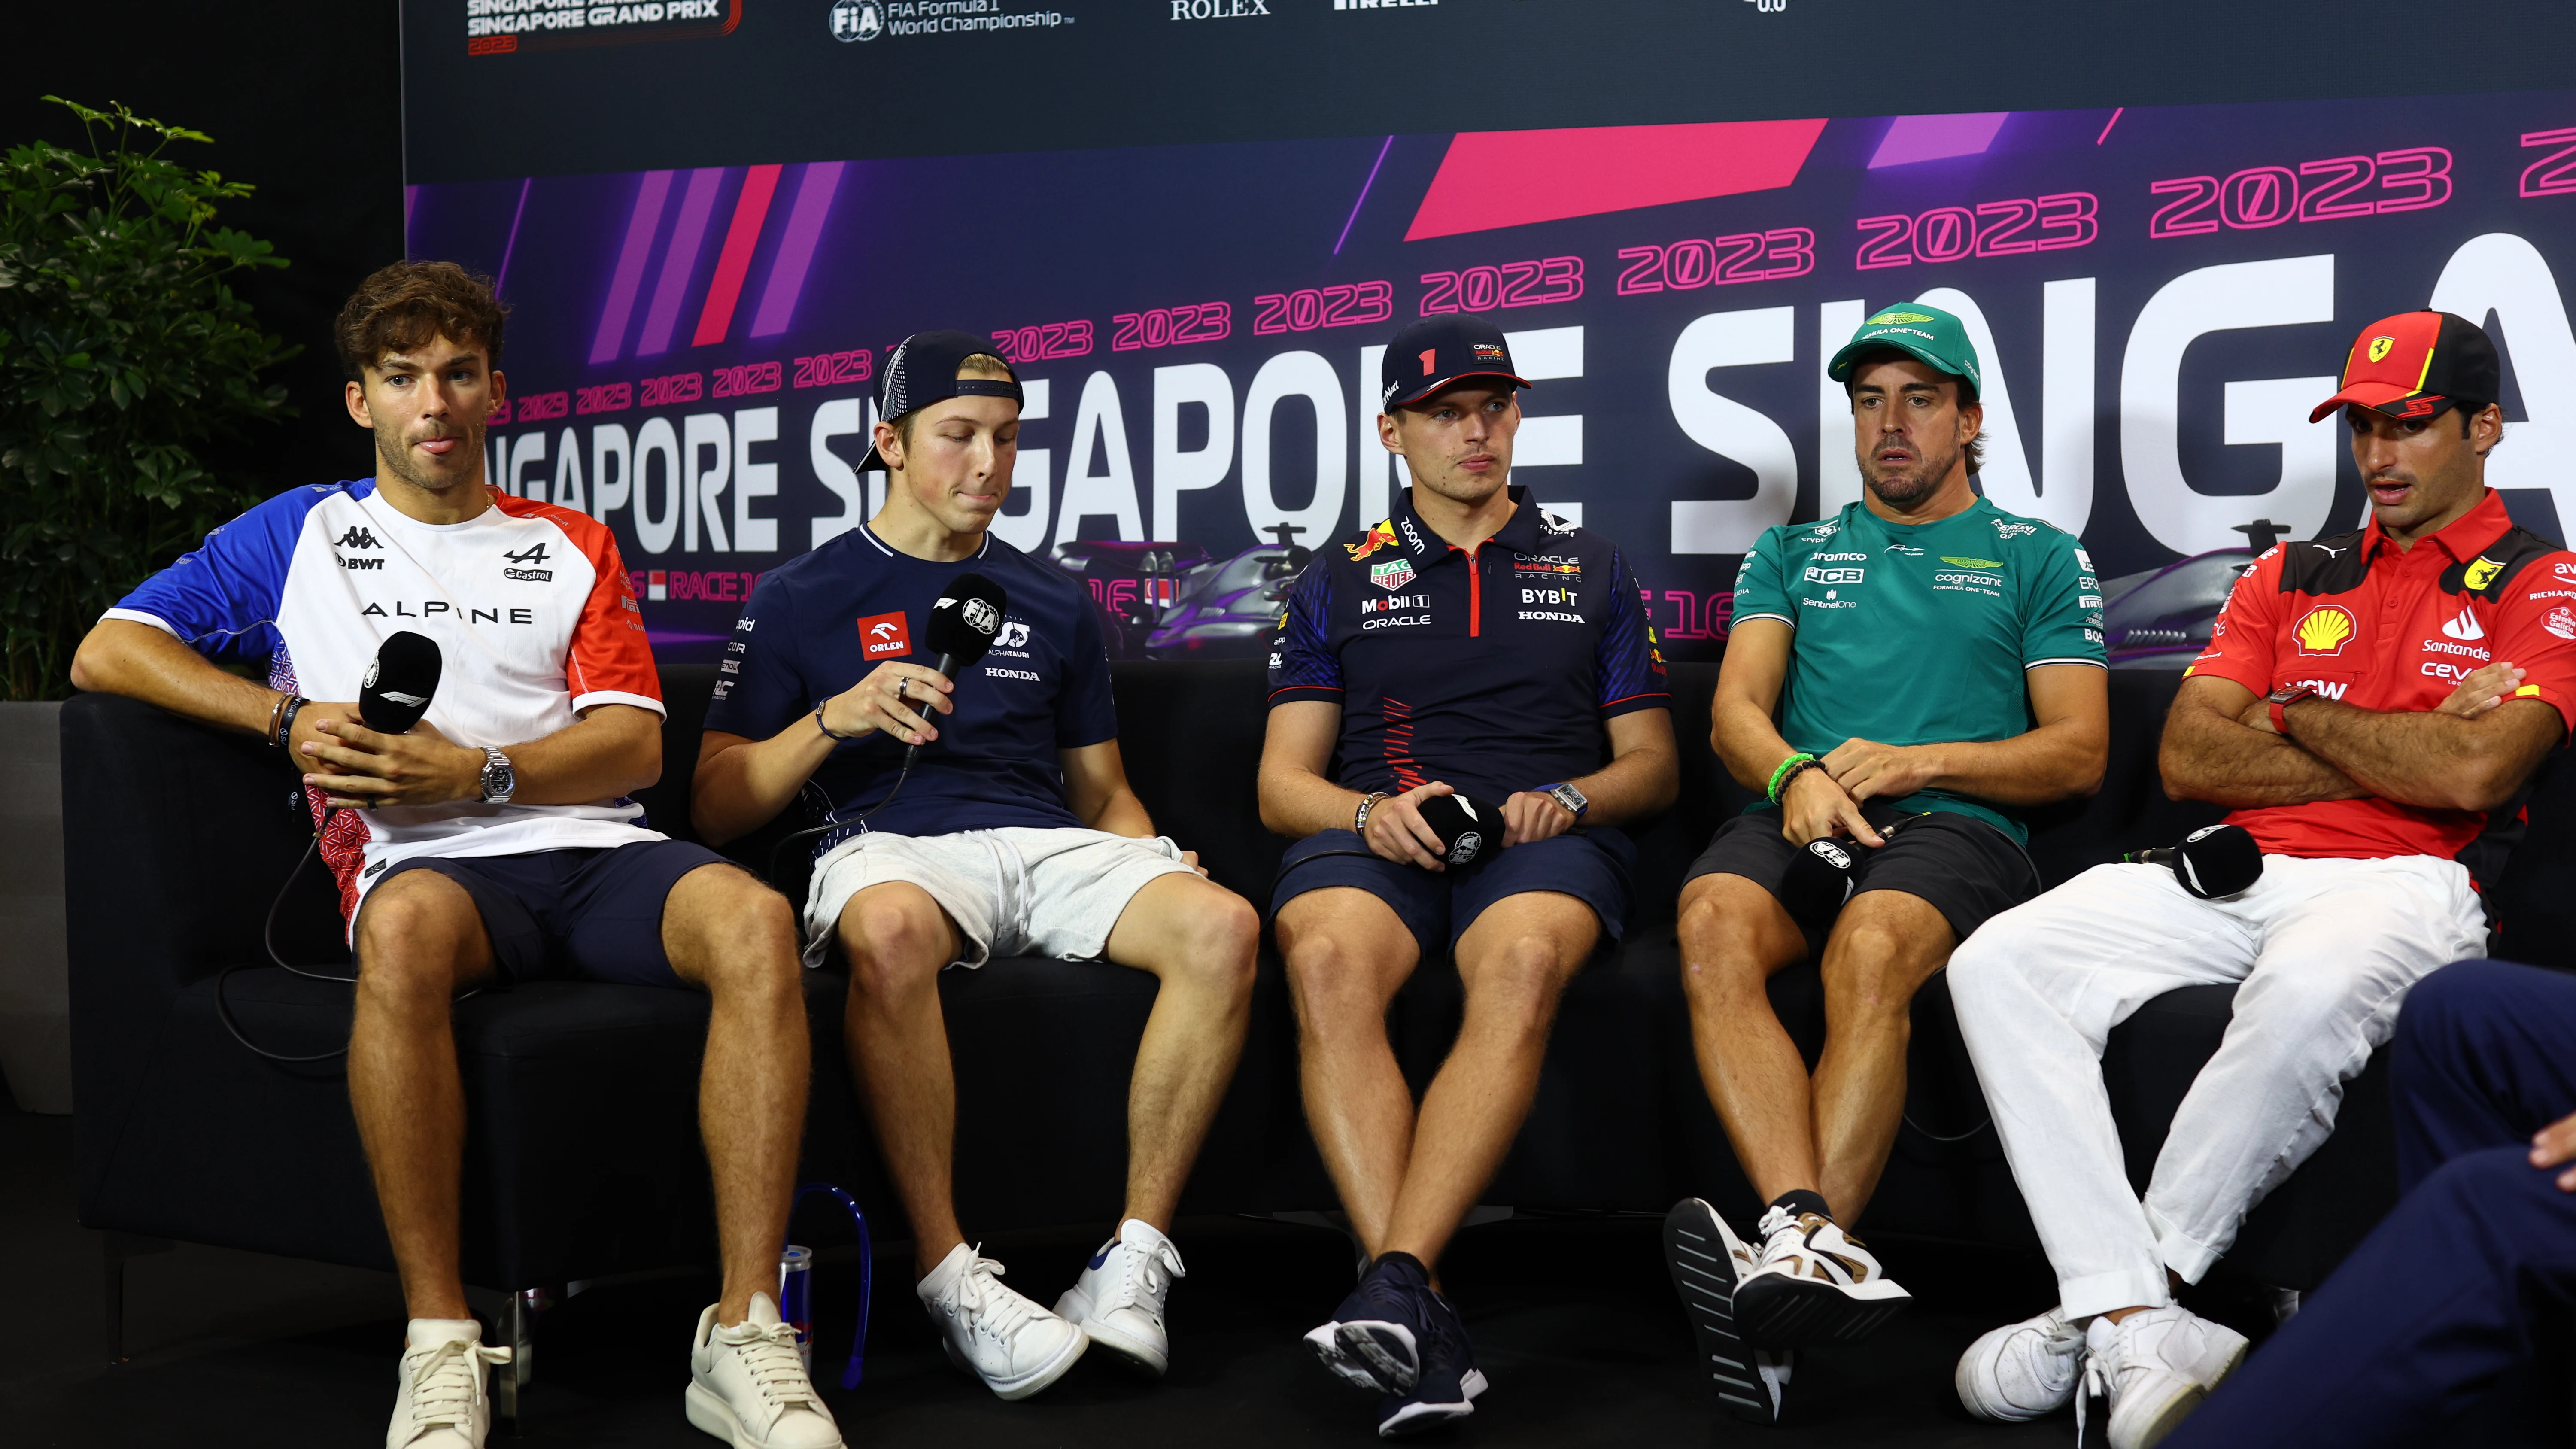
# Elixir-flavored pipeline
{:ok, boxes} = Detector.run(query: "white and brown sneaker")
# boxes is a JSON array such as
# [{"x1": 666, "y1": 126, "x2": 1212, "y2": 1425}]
[
  {"x1": 1731, "y1": 1203, "x2": 1911, "y2": 1348},
  {"x1": 1662, "y1": 1199, "x2": 1794, "y2": 1424}
]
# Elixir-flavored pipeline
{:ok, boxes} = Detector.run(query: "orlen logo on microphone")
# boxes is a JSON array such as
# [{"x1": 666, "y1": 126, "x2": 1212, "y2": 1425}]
[{"x1": 857, "y1": 611, "x2": 912, "y2": 658}]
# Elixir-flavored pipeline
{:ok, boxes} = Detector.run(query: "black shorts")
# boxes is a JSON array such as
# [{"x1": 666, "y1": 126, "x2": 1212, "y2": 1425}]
[
  {"x1": 1683, "y1": 802, "x2": 2039, "y2": 944},
  {"x1": 369, "y1": 840, "x2": 736, "y2": 988},
  {"x1": 1270, "y1": 826, "x2": 1635, "y2": 960}
]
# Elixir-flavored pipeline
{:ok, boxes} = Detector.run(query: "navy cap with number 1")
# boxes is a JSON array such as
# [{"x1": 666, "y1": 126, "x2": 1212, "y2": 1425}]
[{"x1": 1380, "y1": 315, "x2": 1534, "y2": 410}]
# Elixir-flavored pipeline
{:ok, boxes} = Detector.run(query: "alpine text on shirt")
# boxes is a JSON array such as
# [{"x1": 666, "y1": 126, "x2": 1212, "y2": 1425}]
[
  {"x1": 2184, "y1": 489, "x2": 2576, "y2": 881},
  {"x1": 1267, "y1": 486, "x2": 1668, "y2": 807},
  {"x1": 106, "y1": 480, "x2": 665, "y2": 921},
  {"x1": 1729, "y1": 496, "x2": 2105, "y2": 844}
]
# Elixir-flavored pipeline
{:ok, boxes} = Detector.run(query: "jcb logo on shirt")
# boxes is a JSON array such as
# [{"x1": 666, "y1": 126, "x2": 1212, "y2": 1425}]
[
  {"x1": 2293, "y1": 604, "x2": 2357, "y2": 656},
  {"x1": 1804, "y1": 565, "x2": 1865, "y2": 585},
  {"x1": 857, "y1": 611, "x2": 912, "y2": 658}
]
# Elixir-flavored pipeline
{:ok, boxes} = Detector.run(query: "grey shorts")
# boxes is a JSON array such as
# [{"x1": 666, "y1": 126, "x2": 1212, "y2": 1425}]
[{"x1": 801, "y1": 826, "x2": 1199, "y2": 969}]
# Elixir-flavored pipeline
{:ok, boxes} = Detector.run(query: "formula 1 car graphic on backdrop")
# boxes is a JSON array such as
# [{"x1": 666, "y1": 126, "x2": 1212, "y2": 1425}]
[
  {"x1": 2095, "y1": 519, "x2": 2291, "y2": 668},
  {"x1": 1053, "y1": 524, "x2": 1312, "y2": 661}
]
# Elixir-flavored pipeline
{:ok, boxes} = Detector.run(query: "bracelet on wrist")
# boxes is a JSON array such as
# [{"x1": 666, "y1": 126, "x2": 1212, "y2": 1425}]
[
  {"x1": 1765, "y1": 751, "x2": 1820, "y2": 805},
  {"x1": 814, "y1": 702, "x2": 857, "y2": 742},
  {"x1": 1352, "y1": 790, "x2": 1391, "y2": 836},
  {"x1": 274, "y1": 695, "x2": 308, "y2": 750}
]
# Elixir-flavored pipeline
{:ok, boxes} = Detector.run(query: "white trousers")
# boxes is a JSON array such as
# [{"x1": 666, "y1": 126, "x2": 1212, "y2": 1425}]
[{"x1": 1948, "y1": 854, "x2": 2486, "y2": 1319}]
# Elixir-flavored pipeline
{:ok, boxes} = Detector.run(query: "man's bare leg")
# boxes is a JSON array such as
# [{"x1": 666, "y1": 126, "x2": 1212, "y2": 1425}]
[
  {"x1": 1099, "y1": 873, "x2": 1260, "y2": 1230},
  {"x1": 1677, "y1": 873, "x2": 1816, "y2": 1205},
  {"x1": 1377, "y1": 893, "x2": 1597, "y2": 1268},
  {"x1": 1279, "y1": 888, "x2": 1423, "y2": 1255},
  {"x1": 347, "y1": 870, "x2": 496, "y2": 1321},
  {"x1": 1811, "y1": 890, "x2": 1955, "y2": 1221},
  {"x1": 835, "y1": 882, "x2": 968, "y2": 1277},
  {"x1": 661, "y1": 864, "x2": 812, "y2": 1325}
]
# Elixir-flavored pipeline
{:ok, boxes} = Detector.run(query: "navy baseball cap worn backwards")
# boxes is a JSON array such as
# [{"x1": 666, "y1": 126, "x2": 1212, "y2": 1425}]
[
  {"x1": 854, "y1": 329, "x2": 1024, "y2": 473},
  {"x1": 1827, "y1": 304, "x2": 1982, "y2": 401},
  {"x1": 1382, "y1": 315, "x2": 1534, "y2": 410}
]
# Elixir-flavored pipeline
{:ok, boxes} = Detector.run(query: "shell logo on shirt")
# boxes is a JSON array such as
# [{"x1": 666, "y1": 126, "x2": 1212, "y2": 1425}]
[{"x1": 2293, "y1": 604, "x2": 2357, "y2": 656}]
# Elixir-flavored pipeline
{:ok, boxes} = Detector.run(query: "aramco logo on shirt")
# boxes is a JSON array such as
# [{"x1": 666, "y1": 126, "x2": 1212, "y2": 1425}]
[{"x1": 2293, "y1": 604, "x2": 2357, "y2": 656}]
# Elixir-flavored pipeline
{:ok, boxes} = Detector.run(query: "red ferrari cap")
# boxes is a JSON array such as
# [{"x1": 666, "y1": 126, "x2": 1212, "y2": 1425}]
[{"x1": 2309, "y1": 310, "x2": 2500, "y2": 424}]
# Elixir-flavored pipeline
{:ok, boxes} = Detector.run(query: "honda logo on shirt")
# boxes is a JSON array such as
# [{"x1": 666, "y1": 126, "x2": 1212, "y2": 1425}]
[
  {"x1": 858, "y1": 611, "x2": 912, "y2": 658},
  {"x1": 2442, "y1": 605, "x2": 2485, "y2": 641}
]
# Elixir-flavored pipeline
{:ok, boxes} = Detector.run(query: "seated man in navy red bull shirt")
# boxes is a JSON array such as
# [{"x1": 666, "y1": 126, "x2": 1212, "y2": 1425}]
[
  {"x1": 70, "y1": 261, "x2": 838, "y2": 1449},
  {"x1": 1949, "y1": 312, "x2": 2576, "y2": 1449},
  {"x1": 1259, "y1": 315, "x2": 1679, "y2": 1437},
  {"x1": 690, "y1": 332, "x2": 1258, "y2": 1403}
]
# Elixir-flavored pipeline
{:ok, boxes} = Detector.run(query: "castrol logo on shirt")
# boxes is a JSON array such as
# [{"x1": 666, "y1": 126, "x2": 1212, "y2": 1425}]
[{"x1": 2293, "y1": 604, "x2": 2357, "y2": 656}]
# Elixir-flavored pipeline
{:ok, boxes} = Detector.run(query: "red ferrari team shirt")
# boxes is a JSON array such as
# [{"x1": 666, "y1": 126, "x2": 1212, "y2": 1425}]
[{"x1": 2184, "y1": 489, "x2": 2576, "y2": 875}]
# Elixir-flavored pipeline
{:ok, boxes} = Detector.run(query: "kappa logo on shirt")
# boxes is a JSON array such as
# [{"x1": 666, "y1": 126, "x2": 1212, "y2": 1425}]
[
  {"x1": 335, "y1": 526, "x2": 382, "y2": 550},
  {"x1": 857, "y1": 610, "x2": 912, "y2": 658}
]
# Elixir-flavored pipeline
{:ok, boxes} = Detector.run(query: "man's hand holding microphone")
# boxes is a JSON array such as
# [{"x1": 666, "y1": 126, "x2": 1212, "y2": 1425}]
[{"x1": 816, "y1": 663, "x2": 956, "y2": 747}]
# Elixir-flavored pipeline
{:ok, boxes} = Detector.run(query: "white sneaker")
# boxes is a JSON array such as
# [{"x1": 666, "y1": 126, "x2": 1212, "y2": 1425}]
[
  {"x1": 684, "y1": 1291, "x2": 845, "y2": 1449},
  {"x1": 2080, "y1": 1305, "x2": 2249, "y2": 1449},
  {"x1": 1731, "y1": 1204, "x2": 1912, "y2": 1347},
  {"x1": 918, "y1": 1242, "x2": 1089, "y2": 1400},
  {"x1": 1956, "y1": 1307, "x2": 2087, "y2": 1422},
  {"x1": 386, "y1": 1321, "x2": 512, "y2": 1449},
  {"x1": 1055, "y1": 1218, "x2": 1186, "y2": 1377}
]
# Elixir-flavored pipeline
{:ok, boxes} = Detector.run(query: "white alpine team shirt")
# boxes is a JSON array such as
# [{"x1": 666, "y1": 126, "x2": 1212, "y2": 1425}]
[{"x1": 107, "y1": 479, "x2": 665, "y2": 922}]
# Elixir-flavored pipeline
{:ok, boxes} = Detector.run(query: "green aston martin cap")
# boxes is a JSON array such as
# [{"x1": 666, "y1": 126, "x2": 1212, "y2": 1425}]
[{"x1": 1828, "y1": 304, "x2": 1982, "y2": 400}]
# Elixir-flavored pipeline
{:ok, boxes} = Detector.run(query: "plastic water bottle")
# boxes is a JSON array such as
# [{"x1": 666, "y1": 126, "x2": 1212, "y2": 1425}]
[{"x1": 778, "y1": 1245, "x2": 814, "y2": 1373}]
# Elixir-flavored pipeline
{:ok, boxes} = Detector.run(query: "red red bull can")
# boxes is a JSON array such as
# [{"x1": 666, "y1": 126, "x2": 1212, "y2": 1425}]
[{"x1": 778, "y1": 1245, "x2": 814, "y2": 1373}]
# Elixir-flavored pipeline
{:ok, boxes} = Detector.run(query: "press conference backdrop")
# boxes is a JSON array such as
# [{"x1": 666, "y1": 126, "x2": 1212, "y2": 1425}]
[{"x1": 400, "y1": 3, "x2": 2576, "y2": 661}]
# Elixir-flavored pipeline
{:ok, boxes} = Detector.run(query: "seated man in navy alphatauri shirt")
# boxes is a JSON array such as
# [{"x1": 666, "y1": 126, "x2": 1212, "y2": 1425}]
[
  {"x1": 691, "y1": 333, "x2": 1259, "y2": 1403},
  {"x1": 1260, "y1": 315, "x2": 1680, "y2": 1436}
]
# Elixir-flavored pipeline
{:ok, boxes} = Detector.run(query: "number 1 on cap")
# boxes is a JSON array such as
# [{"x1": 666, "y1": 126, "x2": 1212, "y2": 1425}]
[{"x1": 1420, "y1": 349, "x2": 1437, "y2": 374}]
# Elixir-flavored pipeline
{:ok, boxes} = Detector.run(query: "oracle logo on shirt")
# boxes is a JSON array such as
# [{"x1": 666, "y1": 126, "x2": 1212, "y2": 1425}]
[{"x1": 858, "y1": 610, "x2": 912, "y2": 658}]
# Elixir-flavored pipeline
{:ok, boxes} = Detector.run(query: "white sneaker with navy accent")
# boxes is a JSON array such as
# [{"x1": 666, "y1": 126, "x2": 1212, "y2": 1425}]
[
  {"x1": 684, "y1": 1291, "x2": 844, "y2": 1448},
  {"x1": 1056, "y1": 1218, "x2": 1186, "y2": 1377},
  {"x1": 2080, "y1": 1305, "x2": 2248, "y2": 1449},
  {"x1": 919, "y1": 1242, "x2": 1088, "y2": 1400},
  {"x1": 386, "y1": 1320, "x2": 512, "y2": 1449},
  {"x1": 1956, "y1": 1306, "x2": 2087, "y2": 1423},
  {"x1": 1731, "y1": 1203, "x2": 1912, "y2": 1347}
]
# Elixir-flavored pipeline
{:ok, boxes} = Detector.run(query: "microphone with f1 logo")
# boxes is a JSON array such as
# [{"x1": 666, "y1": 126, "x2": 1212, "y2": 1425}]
[{"x1": 904, "y1": 573, "x2": 1009, "y2": 770}]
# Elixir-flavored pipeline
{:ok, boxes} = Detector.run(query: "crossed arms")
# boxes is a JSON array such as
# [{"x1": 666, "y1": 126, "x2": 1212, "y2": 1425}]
[
  {"x1": 2161, "y1": 660, "x2": 2561, "y2": 813},
  {"x1": 1710, "y1": 617, "x2": 2108, "y2": 848}
]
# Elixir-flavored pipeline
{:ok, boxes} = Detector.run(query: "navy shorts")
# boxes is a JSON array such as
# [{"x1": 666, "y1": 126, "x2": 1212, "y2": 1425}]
[
  {"x1": 1270, "y1": 826, "x2": 1636, "y2": 960},
  {"x1": 368, "y1": 840, "x2": 737, "y2": 989}
]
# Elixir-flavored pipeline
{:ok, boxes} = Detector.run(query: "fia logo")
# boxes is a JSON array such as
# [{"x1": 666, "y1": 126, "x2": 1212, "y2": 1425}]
[
  {"x1": 335, "y1": 526, "x2": 382, "y2": 550},
  {"x1": 829, "y1": 0, "x2": 884, "y2": 41}
]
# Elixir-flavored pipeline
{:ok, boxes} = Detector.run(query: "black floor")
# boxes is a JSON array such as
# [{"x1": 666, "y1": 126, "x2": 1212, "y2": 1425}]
[{"x1": 1, "y1": 1081, "x2": 2245, "y2": 1449}]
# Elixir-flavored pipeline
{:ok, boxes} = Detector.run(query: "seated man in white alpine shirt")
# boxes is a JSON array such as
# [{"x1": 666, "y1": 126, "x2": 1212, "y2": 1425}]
[{"x1": 70, "y1": 261, "x2": 838, "y2": 1449}]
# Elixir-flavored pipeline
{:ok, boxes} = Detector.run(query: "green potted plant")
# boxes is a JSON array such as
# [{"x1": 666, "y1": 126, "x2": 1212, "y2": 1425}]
[{"x1": 0, "y1": 97, "x2": 292, "y2": 1111}]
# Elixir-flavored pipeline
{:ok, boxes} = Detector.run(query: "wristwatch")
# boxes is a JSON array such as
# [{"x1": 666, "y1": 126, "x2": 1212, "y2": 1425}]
[
  {"x1": 1539, "y1": 781, "x2": 1589, "y2": 817},
  {"x1": 478, "y1": 745, "x2": 517, "y2": 805},
  {"x1": 2266, "y1": 684, "x2": 2318, "y2": 737}
]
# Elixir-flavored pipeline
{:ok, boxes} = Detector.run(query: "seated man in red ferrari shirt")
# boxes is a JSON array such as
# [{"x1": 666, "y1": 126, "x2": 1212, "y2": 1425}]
[{"x1": 1946, "y1": 311, "x2": 2576, "y2": 1449}]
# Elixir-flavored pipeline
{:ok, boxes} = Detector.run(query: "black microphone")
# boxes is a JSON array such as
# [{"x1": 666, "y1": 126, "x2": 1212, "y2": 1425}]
[
  {"x1": 1414, "y1": 792, "x2": 1501, "y2": 869},
  {"x1": 904, "y1": 573, "x2": 1009, "y2": 768},
  {"x1": 358, "y1": 631, "x2": 442, "y2": 733},
  {"x1": 2126, "y1": 823, "x2": 2263, "y2": 900},
  {"x1": 1779, "y1": 835, "x2": 1858, "y2": 932}
]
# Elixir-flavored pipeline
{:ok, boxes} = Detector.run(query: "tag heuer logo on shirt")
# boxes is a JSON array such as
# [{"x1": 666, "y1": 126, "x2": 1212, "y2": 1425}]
[
  {"x1": 858, "y1": 610, "x2": 912, "y2": 658},
  {"x1": 1370, "y1": 559, "x2": 1417, "y2": 592},
  {"x1": 2293, "y1": 604, "x2": 2358, "y2": 656}
]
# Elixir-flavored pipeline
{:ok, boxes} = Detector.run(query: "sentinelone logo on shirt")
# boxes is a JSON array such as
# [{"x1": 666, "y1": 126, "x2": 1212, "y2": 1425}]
[{"x1": 858, "y1": 610, "x2": 913, "y2": 658}]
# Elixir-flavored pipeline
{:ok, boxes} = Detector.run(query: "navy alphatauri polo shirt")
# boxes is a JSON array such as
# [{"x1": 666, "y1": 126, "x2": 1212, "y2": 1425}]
[{"x1": 1267, "y1": 485, "x2": 1668, "y2": 805}]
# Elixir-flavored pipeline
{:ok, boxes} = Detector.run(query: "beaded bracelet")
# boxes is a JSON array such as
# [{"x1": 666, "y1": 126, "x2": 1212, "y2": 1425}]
[{"x1": 1765, "y1": 751, "x2": 1820, "y2": 805}]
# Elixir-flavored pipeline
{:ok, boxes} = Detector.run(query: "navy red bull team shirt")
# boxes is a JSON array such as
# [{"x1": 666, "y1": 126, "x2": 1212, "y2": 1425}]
[{"x1": 1267, "y1": 486, "x2": 1668, "y2": 805}]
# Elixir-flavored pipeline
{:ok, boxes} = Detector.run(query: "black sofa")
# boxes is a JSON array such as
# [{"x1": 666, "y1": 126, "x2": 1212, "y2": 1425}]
[{"x1": 67, "y1": 659, "x2": 2576, "y2": 1401}]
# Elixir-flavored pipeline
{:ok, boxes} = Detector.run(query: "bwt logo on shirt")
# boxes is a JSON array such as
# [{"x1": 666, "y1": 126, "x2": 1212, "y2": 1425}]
[{"x1": 857, "y1": 611, "x2": 912, "y2": 658}]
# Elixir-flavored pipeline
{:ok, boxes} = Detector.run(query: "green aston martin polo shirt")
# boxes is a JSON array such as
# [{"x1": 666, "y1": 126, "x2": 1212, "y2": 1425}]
[{"x1": 1728, "y1": 496, "x2": 2105, "y2": 843}]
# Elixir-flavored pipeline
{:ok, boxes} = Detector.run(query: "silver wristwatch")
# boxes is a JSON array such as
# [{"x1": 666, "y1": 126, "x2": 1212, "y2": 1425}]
[
  {"x1": 1541, "y1": 781, "x2": 1589, "y2": 817},
  {"x1": 478, "y1": 745, "x2": 516, "y2": 805}
]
